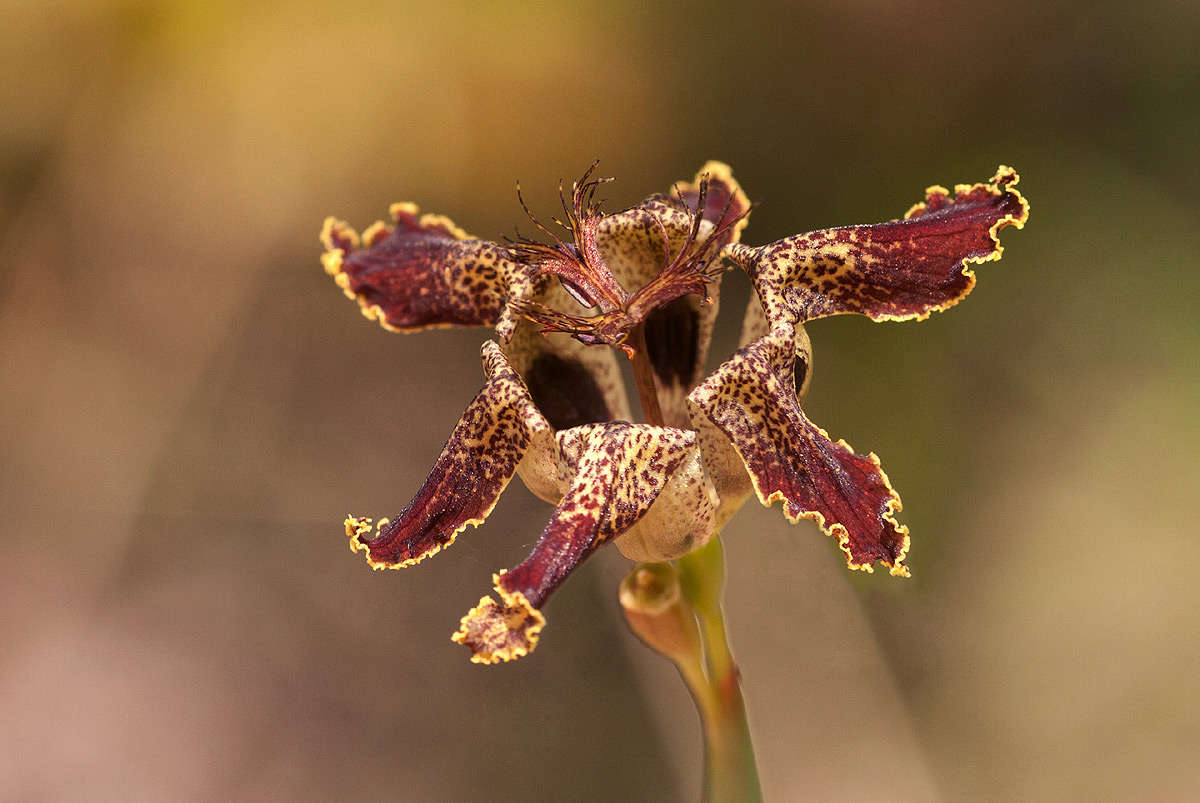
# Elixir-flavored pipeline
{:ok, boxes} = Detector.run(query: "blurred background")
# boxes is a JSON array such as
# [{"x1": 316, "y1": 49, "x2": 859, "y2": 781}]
[{"x1": 2, "y1": 0, "x2": 1197, "y2": 800}]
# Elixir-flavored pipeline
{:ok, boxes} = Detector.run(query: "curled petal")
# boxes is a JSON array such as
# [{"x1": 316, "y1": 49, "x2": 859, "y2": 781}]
[
  {"x1": 724, "y1": 166, "x2": 1028, "y2": 326},
  {"x1": 453, "y1": 423, "x2": 697, "y2": 662},
  {"x1": 320, "y1": 204, "x2": 539, "y2": 336},
  {"x1": 689, "y1": 326, "x2": 909, "y2": 575},
  {"x1": 690, "y1": 412, "x2": 753, "y2": 529},
  {"x1": 504, "y1": 286, "x2": 633, "y2": 429},
  {"x1": 598, "y1": 161, "x2": 752, "y2": 289},
  {"x1": 347, "y1": 340, "x2": 552, "y2": 569},
  {"x1": 738, "y1": 291, "x2": 813, "y2": 398},
  {"x1": 452, "y1": 574, "x2": 546, "y2": 664}
]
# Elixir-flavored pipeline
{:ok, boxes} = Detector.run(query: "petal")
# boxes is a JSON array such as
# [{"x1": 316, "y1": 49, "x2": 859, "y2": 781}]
[
  {"x1": 613, "y1": 435, "x2": 717, "y2": 563},
  {"x1": 504, "y1": 286, "x2": 633, "y2": 429},
  {"x1": 692, "y1": 297, "x2": 814, "y2": 525},
  {"x1": 598, "y1": 162, "x2": 752, "y2": 288},
  {"x1": 691, "y1": 411, "x2": 753, "y2": 528},
  {"x1": 689, "y1": 325, "x2": 910, "y2": 575},
  {"x1": 724, "y1": 166, "x2": 1028, "y2": 327},
  {"x1": 596, "y1": 163, "x2": 752, "y2": 426},
  {"x1": 451, "y1": 575, "x2": 546, "y2": 665},
  {"x1": 502, "y1": 284, "x2": 634, "y2": 503},
  {"x1": 452, "y1": 423, "x2": 698, "y2": 663},
  {"x1": 346, "y1": 340, "x2": 553, "y2": 569},
  {"x1": 320, "y1": 203, "x2": 539, "y2": 336},
  {"x1": 738, "y1": 290, "x2": 813, "y2": 399}
]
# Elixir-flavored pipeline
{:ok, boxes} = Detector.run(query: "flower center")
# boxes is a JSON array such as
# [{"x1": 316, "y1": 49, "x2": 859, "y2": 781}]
[{"x1": 508, "y1": 162, "x2": 744, "y2": 357}]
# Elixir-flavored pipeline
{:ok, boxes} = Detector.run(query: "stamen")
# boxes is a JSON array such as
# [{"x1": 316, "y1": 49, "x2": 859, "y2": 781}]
[
  {"x1": 506, "y1": 162, "x2": 628, "y2": 314},
  {"x1": 506, "y1": 163, "x2": 750, "y2": 354}
]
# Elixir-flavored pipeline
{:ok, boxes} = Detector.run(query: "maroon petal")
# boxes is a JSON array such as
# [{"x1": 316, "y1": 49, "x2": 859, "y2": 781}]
[
  {"x1": 345, "y1": 340, "x2": 552, "y2": 569},
  {"x1": 693, "y1": 297, "x2": 815, "y2": 525},
  {"x1": 321, "y1": 204, "x2": 539, "y2": 336},
  {"x1": 453, "y1": 423, "x2": 699, "y2": 663},
  {"x1": 689, "y1": 325, "x2": 909, "y2": 575},
  {"x1": 724, "y1": 166, "x2": 1028, "y2": 326}
]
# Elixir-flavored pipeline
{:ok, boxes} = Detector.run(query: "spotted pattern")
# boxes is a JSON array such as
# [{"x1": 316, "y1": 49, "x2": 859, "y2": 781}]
[
  {"x1": 723, "y1": 166, "x2": 1029, "y2": 327},
  {"x1": 693, "y1": 297, "x2": 816, "y2": 526},
  {"x1": 345, "y1": 341, "x2": 552, "y2": 569},
  {"x1": 503, "y1": 280, "x2": 633, "y2": 427},
  {"x1": 690, "y1": 324, "x2": 909, "y2": 575},
  {"x1": 321, "y1": 203, "x2": 540, "y2": 338},
  {"x1": 596, "y1": 162, "x2": 751, "y2": 427},
  {"x1": 451, "y1": 573, "x2": 545, "y2": 665},
  {"x1": 501, "y1": 281, "x2": 633, "y2": 504},
  {"x1": 327, "y1": 162, "x2": 1032, "y2": 663},
  {"x1": 452, "y1": 422, "x2": 696, "y2": 663},
  {"x1": 614, "y1": 440, "x2": 717, "y2": 562}
]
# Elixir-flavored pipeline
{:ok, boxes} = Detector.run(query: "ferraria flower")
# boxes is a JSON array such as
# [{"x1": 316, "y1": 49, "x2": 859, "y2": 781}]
[{"x1": 322, "y1": 162, "x2": 1028, "y2": 663}]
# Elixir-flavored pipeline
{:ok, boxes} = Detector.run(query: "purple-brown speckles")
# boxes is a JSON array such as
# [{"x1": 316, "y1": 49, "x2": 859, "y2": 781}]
[
  {"x1": 496, "y1": 423, "x2": 693, "y2": 608},
  {"x1": 724, "y1": 167, "x2": 1028, "y2": 328},
  {"x1": 327, "y1": 162, "x2": 1029, "y2": 661},
  {"x1": 347, "y1": 341, "x2": 551, "y2": 569},
  {"x1": 690, "y1": 324, "x2": 909, "y2": 574},
  {"x1": 321, "y1": 205, "x2": 541, "y2": 333}
]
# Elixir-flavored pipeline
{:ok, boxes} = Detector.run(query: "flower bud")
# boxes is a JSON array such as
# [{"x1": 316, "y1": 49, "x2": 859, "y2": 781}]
[{"x1": 619, "y1": 563, "x2": 703, "y2": 663}]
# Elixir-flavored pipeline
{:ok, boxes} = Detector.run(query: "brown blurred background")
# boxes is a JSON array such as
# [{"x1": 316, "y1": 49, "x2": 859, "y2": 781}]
[{"x1": 2, "y1": 0, "x2": 1197, "y2": 800}]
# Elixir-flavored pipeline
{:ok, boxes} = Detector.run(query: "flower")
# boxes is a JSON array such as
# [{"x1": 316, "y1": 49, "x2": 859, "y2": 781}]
[{"x1": 321, "y1": 162, "x2": 1028, "y2": 663}]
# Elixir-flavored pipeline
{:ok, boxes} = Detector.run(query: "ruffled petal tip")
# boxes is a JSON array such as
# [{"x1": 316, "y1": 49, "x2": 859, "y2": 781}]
[
  {"x1": 319, "y1": 204, "x2": 528, "y2": 332},
  {"x1": 452, "y1": 575, "x2": 546, "y2": 664},
  {"x1": 724, "y1": 165, "x2": 1029, "y2": 327}
]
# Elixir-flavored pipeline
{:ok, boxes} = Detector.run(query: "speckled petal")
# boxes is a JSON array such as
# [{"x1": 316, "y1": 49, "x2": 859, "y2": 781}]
[
  {"x1": 724, "y1": 166, "x2": 1028, "y2": 327},
  {"x1": 451, "y1": 575, "x2": 546, "y2": 666},
  {"x1": 689, "y1": 325, "x2": 909, "y2": 575},
  {"x1": 596, "y1": 162, "x2": 752, "y2": 426},
  {"x1": 321, "y1": 203, "x2": 539, "y2": 337},
  {"x1": 503, "y1": 282, "x2": 633, "y2": 428},
  {"x1": 345, "y1": 340, "x2": 552, "y2": 569},
  {"x1": 693, "y1": 297, "x2": 814, "y2": 525},
  {"x1": 452, "y1": 422, "x2": 697, "y2": 663},
  {"x1": 502, "y1": 280, "x2": 633, "y2": 503},
  {"x1": 614, "y1": 437, "x2": 717, "y2": 562}
]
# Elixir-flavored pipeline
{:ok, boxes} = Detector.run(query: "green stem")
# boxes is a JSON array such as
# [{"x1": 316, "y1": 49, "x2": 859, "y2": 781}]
[
  {"x1": 624, "y1": 335, "x2": 761, "y2": 802},
  {"x1": 678, "y1": 537, "x2": 763, "y2": 803}
]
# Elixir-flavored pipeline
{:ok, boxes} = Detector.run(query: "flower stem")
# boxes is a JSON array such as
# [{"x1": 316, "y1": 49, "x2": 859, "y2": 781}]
[
  {"x1": 621, "y1": 334, "x2": 761, "y2": 802},
  {"x1": 678, "y1": 537, "x2": 763, "y2": 803}
]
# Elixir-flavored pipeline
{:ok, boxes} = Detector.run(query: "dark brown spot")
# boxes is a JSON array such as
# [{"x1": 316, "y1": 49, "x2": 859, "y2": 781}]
[
  {"x1": 793, "y1": 353, "x2": 810, "y2": 395},
  {"x1": 643, "y1": 297, "x2": 699, "y2": 387},
  {"x1": 524, "y1": 354, "x2": 612, "y2": 429}
]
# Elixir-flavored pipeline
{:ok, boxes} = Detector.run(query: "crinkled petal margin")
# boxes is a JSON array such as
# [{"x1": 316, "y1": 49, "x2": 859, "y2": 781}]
[
  {"x1": 346, "y1": 340, "x2": 551, "y2": 569},
  {"x1": 689, "y1": 325, "x2": 910, "y2": 575},
  {"x1": 452, "y1": 571, "x2": 547, "y2": 664},
  {"x1": 452, "y1": 422, "x2": 696, "y2": 663},
  {"x1": 724, "y1": 166, "x2": 1028, "y2": 327},
  {"x1": 321, "y1": 203, "x2": 538, "y2": 337}
]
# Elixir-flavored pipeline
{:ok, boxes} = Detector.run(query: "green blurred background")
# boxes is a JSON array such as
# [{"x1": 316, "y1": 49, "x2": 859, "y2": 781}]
[{"x1": 3, "y1": 1, "x2": 1197, "y2": 800}]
